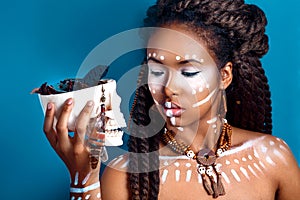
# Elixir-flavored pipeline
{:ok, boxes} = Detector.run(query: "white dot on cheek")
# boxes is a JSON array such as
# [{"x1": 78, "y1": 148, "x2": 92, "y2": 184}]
[
  {"x1": 152, "y1": 90, "x2": 156, "y2": 94},
  {"x1": 160, "y1": 55, "x2": 165, "y2": 60},
  {"x1": 153, "y1": 52, "x2": 157, "y2": 57},
  {"x1": 198, "y1": 87, "x2": 203, "y2": 92},
  {"x1": 176, "y1": 55, "x2": 181, "y2": 61},
  {"x1": 192, "y1": 89, "x2": 196, "y2": 95}
]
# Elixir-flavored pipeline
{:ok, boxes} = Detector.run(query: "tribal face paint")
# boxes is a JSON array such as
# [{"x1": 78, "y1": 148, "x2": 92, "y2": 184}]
[{"x1": 146, "y1": 27, "x2": 222, "y2": 131}]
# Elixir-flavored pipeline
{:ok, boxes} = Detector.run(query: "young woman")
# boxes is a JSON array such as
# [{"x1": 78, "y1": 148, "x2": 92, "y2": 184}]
[{"x1": 43, "y1": 0, "x2": 300, "y2": 199}]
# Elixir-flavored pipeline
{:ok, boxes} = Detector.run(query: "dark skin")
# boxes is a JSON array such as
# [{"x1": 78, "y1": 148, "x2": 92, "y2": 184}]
[{"x1": 43, "y1": 24, "x2": 300, "y2": 200}]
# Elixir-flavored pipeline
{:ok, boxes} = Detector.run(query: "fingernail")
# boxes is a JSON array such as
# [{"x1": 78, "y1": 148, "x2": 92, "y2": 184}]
[
  {"x1": 47, "y1": 103, "x2": 52, "y2": 110},
  {"x1": 87, "y1": 100, "x2": 94, "y2": 107},
  {"x1": 67, "y1": 98, "x2": 73, "y2": 105}
]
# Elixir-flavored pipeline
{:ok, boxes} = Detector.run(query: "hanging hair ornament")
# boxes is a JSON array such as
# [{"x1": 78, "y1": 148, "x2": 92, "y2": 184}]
[
  {"x1": 162, "y1": 119, "x2": 232, "y2": 198},
  {"x1": 88, "y1": 85, "x2": 108, "y2": 169}
]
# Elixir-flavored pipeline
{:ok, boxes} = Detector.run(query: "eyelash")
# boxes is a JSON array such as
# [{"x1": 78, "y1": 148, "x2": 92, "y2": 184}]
[
  {"x1": 150, "y1": 70, "x2": 164, "y2": 76},
  {"x1": 181, "y1": 71, "x2": 200, "y2": 77},
  {"x1": 150, "y1": 70, "x2": 201, "y2": 78}
]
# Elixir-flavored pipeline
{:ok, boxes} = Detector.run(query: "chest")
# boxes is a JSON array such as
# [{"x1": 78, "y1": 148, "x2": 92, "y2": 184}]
[{"x1": 158, "y1": 157, "x2": 277, "y2": 200}]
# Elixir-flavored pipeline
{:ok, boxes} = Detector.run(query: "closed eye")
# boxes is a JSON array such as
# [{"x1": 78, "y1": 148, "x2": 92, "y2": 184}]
[
  {"x1": 181, "y1": 71, "x2": 201, "y2": 77},
  {"x1": 150, "y1": 70, "x2": 164, "y2": 76}
]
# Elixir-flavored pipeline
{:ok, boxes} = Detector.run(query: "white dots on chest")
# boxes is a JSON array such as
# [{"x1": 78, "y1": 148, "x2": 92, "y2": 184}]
[{"x1": 248, "y1": 155, "x2": 253, "y2": 160}]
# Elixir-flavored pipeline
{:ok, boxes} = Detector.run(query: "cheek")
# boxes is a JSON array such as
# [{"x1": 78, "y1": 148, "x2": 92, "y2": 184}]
[
  {"x1": 148, "y1": 84, "x2": 164, "y2": 104},
  {"x1": 190, "y1": 69, "x2": 219, "y2": 96}
]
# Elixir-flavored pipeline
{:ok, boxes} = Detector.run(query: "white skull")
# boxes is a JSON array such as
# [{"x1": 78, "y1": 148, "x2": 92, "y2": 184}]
[
  {"x1": 216, "y1": 149, "x2": 223, "y2": 157},
  {"x1": 214, "y1": 163, "x2": 222, "y2": 173},
  {"x1": 197, "y1": 166, "x2": 206, "y2": 174},
  {"x1": 206, "y1": 166, "x2": 213, "y2": 176},
  {"x1": 186, "y1": 150, "x2": 195, "y2": 158}
]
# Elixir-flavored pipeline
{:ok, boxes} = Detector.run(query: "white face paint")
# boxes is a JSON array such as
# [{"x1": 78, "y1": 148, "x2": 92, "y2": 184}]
[
  {"x1": 170, "y1": 117, "x2": 176, "y2": 126},
  {"x1": 192, "y1": 88, "x2": 217, "y2": 108},
  {"x1": 147, "y1": 27, "x2": 223, "y2": 131}
]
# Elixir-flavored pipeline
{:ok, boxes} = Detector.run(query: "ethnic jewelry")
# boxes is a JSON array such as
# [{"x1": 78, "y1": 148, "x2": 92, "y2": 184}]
[
  {"x1": 162, "y1": 119, "x2": 232, "y2": 198},
  {"x1": 88, "y1": 85, "x2": 108, "y2": 169}
]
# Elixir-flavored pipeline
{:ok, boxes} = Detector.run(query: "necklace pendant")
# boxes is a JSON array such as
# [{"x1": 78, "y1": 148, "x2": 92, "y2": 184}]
[
  {"x1": 196, "y1": 148, "x2": 216, "y2": 166},
  {"x1": 185, "y1": 149, "x2": 196, "y2": 159}
]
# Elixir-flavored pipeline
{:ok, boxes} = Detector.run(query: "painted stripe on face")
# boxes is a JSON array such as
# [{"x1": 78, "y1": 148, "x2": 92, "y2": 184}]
[{"x1": 192, "y1": 88, "x2": 217, "y2": 107}]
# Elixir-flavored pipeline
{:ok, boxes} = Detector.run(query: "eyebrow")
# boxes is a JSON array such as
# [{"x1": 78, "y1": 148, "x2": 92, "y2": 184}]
[
  {"x1": 179, "y1": 59, "x2": 203, "y2": 65},
  {"x1": 147, "y1": 57, "x2": 163, "y2": 64}
]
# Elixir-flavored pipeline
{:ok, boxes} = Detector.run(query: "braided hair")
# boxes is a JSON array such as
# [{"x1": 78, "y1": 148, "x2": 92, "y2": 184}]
[{"x1": 128, "y1": 0, "x2": 272, "y2": 199}]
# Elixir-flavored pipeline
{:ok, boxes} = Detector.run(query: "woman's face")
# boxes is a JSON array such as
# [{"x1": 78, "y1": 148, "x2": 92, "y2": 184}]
[{"x1": 146, "y1": 26, "x2": 222, "y2": 128}]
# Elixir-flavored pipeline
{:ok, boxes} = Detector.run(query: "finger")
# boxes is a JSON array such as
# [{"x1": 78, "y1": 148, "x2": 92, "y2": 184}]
[
  {"x1": 56, "y1": 98, "x2": 73, "y2": 145},
  {"x1": 43, "y1": 102, "x2": 57, "y2": 147},
  {"x1": 75, "y1": 100, "x2": 94, "y2": 144}
]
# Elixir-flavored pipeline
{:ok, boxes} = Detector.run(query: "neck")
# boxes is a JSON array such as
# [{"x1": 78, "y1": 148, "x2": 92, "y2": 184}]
[{"x1": 161, "y1": 116, "x2": 223, "y2": 155}]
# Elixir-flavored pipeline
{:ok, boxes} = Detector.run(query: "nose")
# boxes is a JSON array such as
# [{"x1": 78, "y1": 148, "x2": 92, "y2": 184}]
[{"x1": 164, "y1": 71, "x2": 181, "y2": 97}]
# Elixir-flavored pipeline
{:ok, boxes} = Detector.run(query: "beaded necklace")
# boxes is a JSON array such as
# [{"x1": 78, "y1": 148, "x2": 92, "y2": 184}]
[{"x1": 161, "y1": 120, "x2": 232, "y2": 198}]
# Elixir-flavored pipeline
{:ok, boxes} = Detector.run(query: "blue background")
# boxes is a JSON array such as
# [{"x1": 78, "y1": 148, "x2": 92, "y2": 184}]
[{"x1": 0, "y1": 0, "x2": 299, "y2": 199}]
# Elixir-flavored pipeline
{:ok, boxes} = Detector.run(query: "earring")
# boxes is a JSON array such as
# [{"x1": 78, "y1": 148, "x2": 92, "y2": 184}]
[
  {"x1": 88, "y1": 85, "x2": 108, "y2": 169},
  {"x1": 218, "y1": 89, "x2": 227, "y2": 120}
]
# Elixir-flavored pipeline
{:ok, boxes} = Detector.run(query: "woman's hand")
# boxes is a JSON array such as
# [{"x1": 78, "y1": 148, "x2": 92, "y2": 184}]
[{"x1": 43, "y1": 98, "x2": 100, "y2": 186}]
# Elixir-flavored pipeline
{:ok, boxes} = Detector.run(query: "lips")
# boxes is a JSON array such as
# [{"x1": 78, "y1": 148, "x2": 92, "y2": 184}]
[{"x1": 164, "y1": 102, "x2": 185, "y2": 117}]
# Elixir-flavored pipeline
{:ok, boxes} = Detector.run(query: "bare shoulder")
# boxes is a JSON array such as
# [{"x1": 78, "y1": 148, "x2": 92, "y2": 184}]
[
  {"x1": 100, "y1": 154, "x2": 129, "y2": 200},
  {"x1": 231, "y1": 127, "x2": 300, "y2": 199},
  {"x1": 232, "y1": 127, "x2": 297, "y2": 167}
]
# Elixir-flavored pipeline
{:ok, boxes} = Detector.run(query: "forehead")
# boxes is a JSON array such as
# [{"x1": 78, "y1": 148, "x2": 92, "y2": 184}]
[{"x1": 147, "y1": 27, "x2": 215, "y2": 64}]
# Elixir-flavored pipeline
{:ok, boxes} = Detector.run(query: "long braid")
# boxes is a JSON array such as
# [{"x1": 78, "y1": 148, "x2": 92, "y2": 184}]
[
  {"x1": 128, "y1": 63, "x2": 148, "y2": 200},
  {"x1": 128, "y1": 135, "x2": 140, "y2": 200},
  {"x1": 128, "y1": 62, "x2": 162, "y2": 200},
  {"x1": 148, "y1": 133, "x2": 160, "y2": 200}
]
